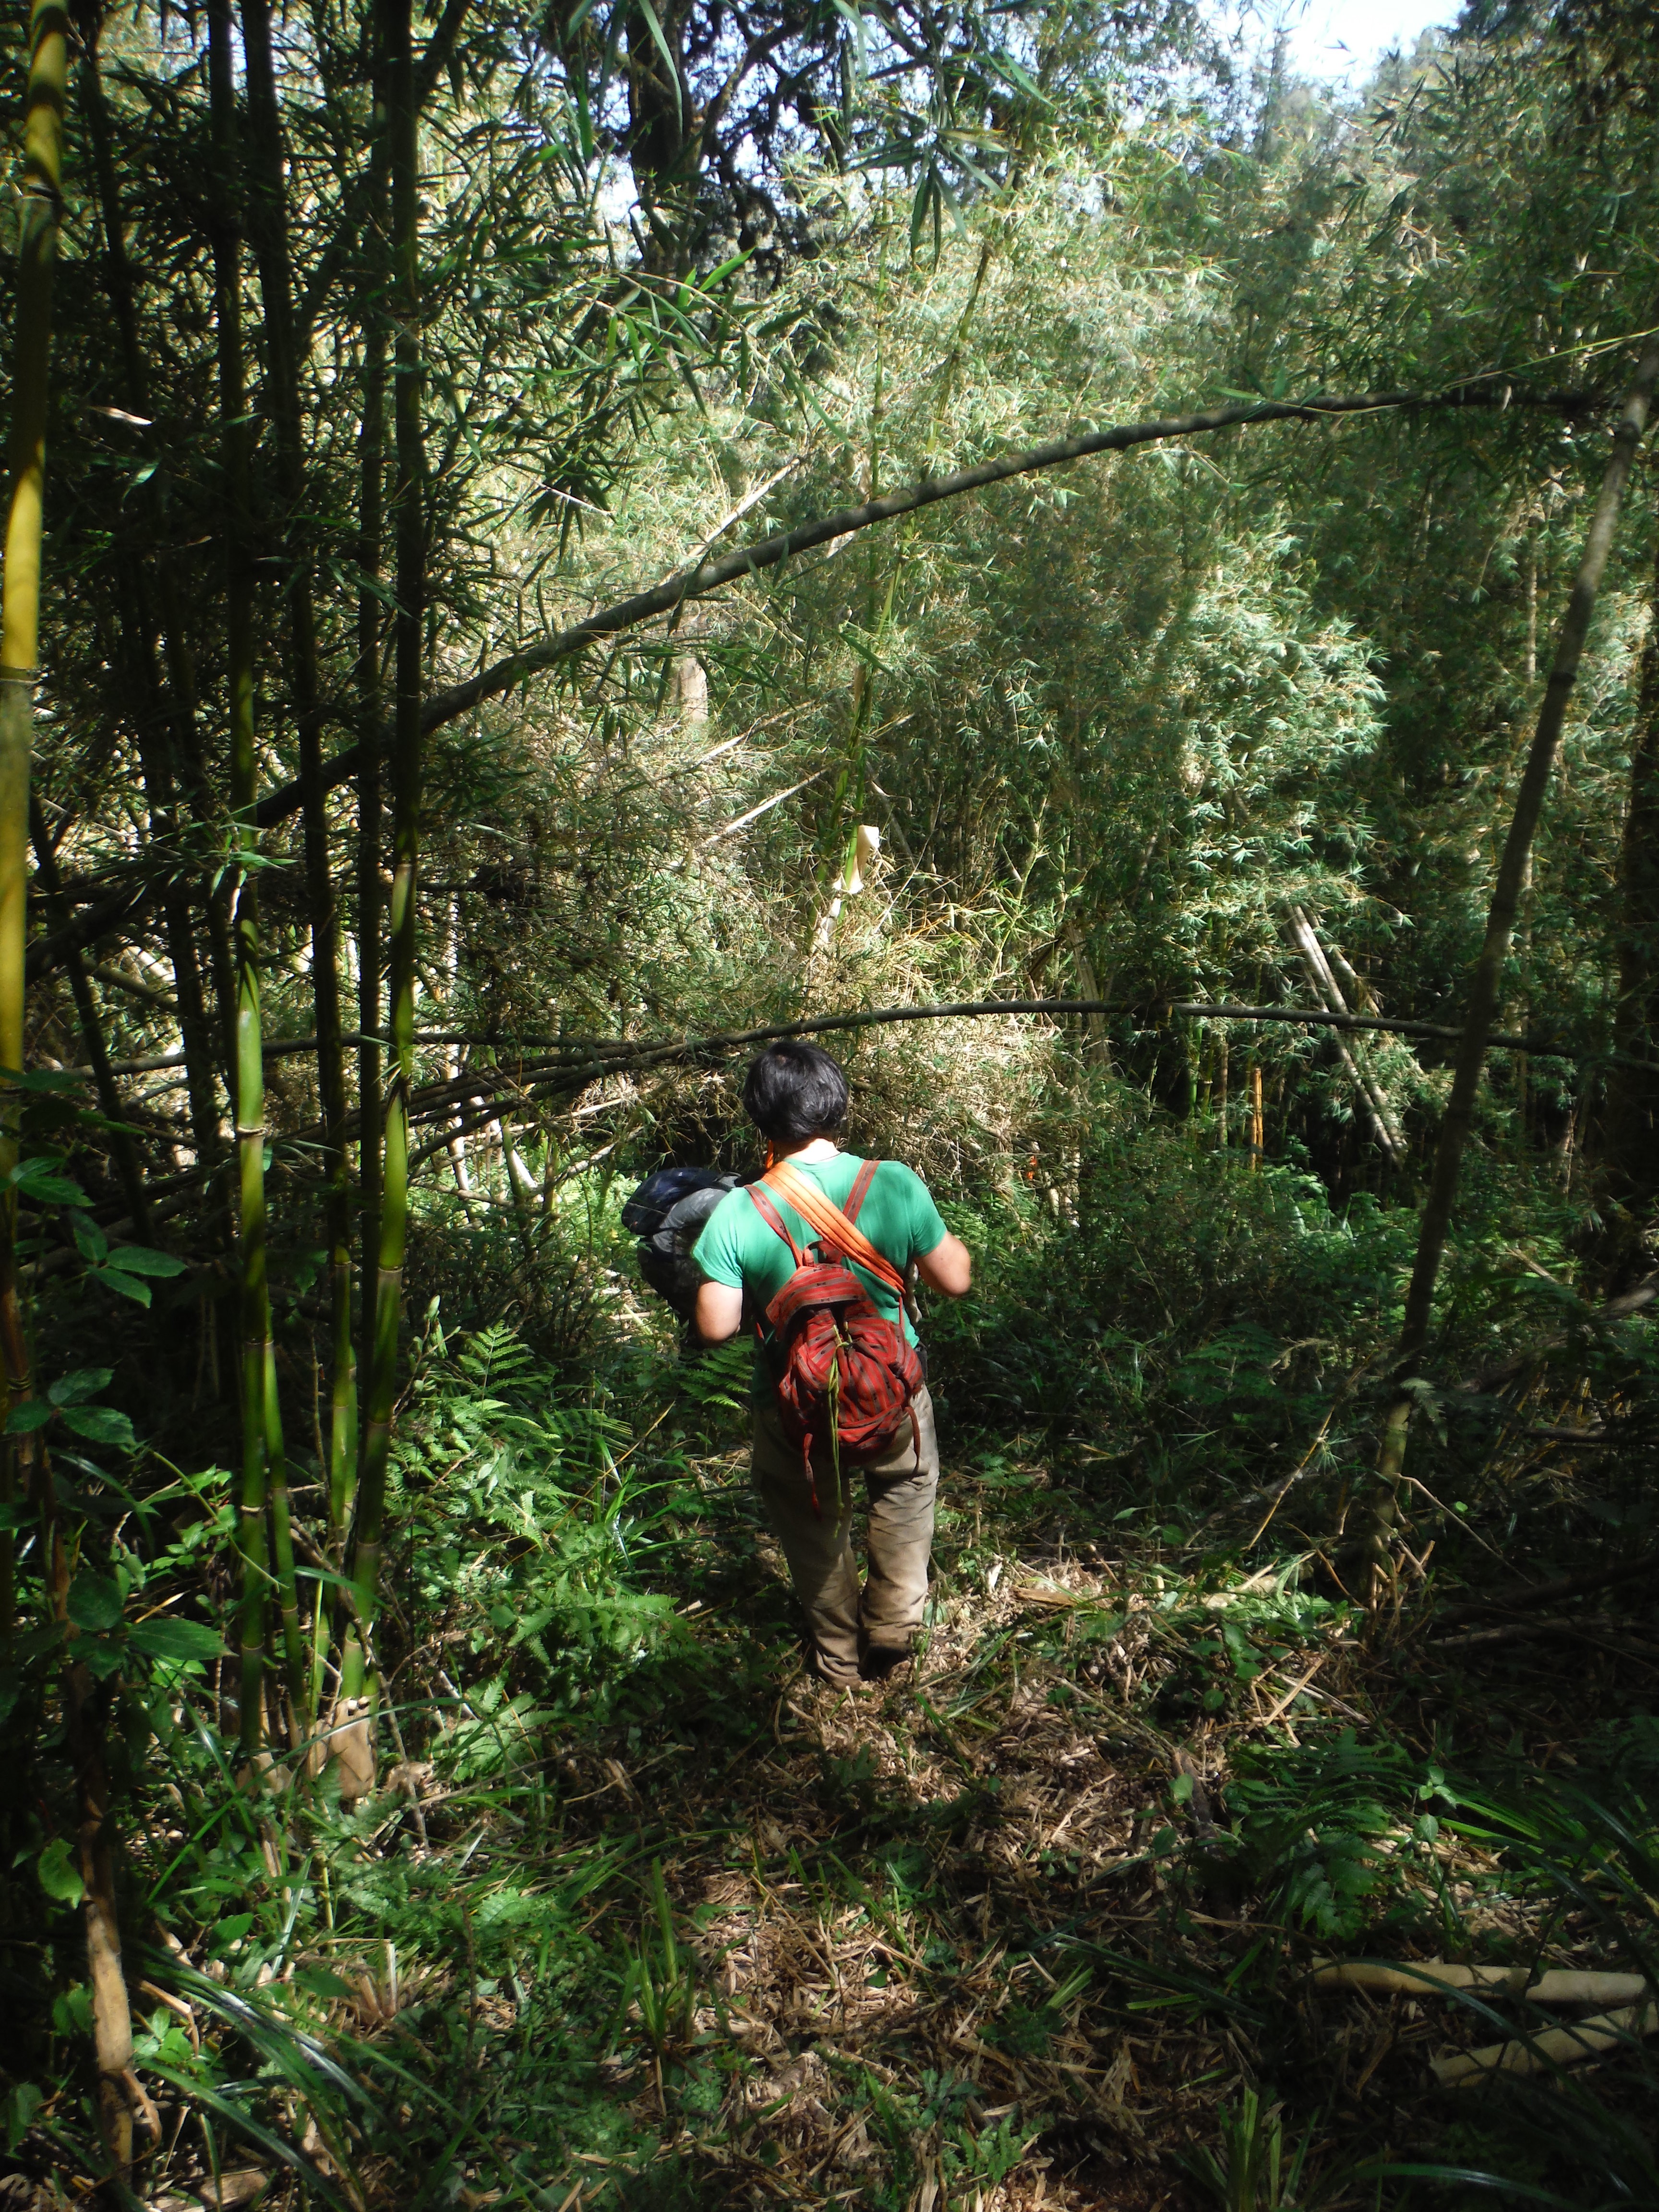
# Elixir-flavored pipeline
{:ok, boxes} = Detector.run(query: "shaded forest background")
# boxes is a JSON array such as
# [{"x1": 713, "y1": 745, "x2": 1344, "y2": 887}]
[{"x1": 3, "y1": 0, "x2": 1659, "y2": 2201}]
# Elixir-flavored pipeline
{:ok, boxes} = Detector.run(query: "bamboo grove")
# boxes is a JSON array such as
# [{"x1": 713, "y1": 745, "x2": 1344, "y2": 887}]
[
  {"x1": 6, "y1": 0, "x2": 1659, "y2": 2186},
  {"x1": 10, "y1": 0, "x2": 1659, "y2": 1760}
]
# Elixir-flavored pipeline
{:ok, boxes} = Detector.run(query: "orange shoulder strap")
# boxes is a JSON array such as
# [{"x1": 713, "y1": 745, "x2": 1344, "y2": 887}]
[{"x1": 763, "y1": 1159, "x2": 907, "y2": 1299}]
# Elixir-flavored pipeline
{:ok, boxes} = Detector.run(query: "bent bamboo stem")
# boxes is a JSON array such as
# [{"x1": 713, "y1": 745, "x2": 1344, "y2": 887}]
[
  {"x1": 1288, "y1": 908, "x2": 1403, "y2": 1164},
  {"x1": 252, "y1": 376, "x2": 1602, "y2": 831},
  {"x1": 64, "y1": 997, "x2": 1658, "y2": 1086}
]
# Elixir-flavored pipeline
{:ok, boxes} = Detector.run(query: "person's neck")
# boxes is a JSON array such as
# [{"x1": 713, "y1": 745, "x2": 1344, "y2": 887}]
[{"x1": 776, "y1": 1136, "x2": 840, "y2": 1165}]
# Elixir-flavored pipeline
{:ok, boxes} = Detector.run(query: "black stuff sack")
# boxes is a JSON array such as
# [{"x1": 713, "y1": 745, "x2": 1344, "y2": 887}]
[{"x1": 622, "y1": 1167, "x2": 747, "y2": 1320}]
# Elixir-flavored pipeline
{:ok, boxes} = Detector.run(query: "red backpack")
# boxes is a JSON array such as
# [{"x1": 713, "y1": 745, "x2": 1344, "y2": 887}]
[{"x1": 747, "y1": 1158, "x2": 925, "y2": 1515}]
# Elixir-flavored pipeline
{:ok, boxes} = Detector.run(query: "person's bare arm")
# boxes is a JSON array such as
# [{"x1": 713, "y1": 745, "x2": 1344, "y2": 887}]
[
  {"x1": 915, "y1": 1231, "x2": 972, "y2": 1297},
  {"x1": 695, "y1": 1279, "x2": 745, "y2": 1343}
]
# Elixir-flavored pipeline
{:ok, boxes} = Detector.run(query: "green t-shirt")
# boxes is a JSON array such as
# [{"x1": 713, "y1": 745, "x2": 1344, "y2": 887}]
[{"x1": 693, "y1": 1154, "x2": 949, "y2": 1399}]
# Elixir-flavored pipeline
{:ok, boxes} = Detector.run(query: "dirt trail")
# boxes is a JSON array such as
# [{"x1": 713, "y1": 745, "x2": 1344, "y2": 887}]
[{"x1": 538, "y1": 1443, "x2": 1388, "y2": 2210}]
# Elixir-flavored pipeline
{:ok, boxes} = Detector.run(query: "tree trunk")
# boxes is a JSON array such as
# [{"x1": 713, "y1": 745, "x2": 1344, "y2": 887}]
[{"x1": 1369, "y1": 332, "x2": 1659, "y2": 1590}]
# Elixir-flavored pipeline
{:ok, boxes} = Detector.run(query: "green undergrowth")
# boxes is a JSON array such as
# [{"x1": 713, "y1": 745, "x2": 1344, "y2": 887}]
[{"x1": 4, "y1": 1129, "x2": 1657, "y2": 2208}]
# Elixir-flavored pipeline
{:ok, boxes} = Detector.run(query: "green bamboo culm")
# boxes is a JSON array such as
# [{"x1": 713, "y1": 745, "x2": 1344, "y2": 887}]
[
  {"x1": 0, "y1": 0, "x2": 69, "y2": 1642},
  {"x1": 345, "y1": 0, "x2": 421, "y2": 1708},
  {"x1": 349, "y1": 46, "x2": 389, "y2": 1560},
  {"x1": 240, "y1": 0, "x2": 357, "y2": 1556},
  {"x1": 208, "y1": 0, "x2": 299, "y2": 1754}
]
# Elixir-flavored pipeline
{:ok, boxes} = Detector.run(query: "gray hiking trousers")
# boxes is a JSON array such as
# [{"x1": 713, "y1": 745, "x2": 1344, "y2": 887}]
[{"x1": 750, "y1": 1384, "x2": 939, "y2": 1684}]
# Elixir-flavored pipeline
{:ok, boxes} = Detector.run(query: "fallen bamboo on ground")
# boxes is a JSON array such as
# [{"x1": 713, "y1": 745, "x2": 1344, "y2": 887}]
[
  {"x1": 1313, "y1": 1960, "x2": 1659, "y2": 2086},
  {"x1": 1432, "y1": 2003, "x2": 1659, "y2": 2087},
  {"x1": 1313, "y1": 1960, "x2": 1650, "y2": 2005},
  {"x1": 1429, "y1": 1612, "x2": 1659, "y2": 1651}
]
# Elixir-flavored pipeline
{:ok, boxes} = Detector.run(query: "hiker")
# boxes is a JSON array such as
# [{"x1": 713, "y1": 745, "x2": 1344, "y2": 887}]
[{"x1": 692, "y1": 1042, "x2": 972, "y2": 1686}]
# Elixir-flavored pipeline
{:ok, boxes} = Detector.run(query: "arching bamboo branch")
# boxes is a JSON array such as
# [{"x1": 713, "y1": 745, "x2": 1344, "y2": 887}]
[{"x1": 251, "y1": 376, "x2": 1598, "y2": 831}]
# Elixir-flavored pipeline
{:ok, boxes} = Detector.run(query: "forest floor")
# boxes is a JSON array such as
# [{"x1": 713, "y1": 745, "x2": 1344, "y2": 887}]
[{"x1": 209, "y1": 1385, "x2": 1658, "y2": 2212}]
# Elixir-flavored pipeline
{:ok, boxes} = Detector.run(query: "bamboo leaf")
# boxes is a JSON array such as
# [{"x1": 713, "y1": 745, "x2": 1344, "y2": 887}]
[
  {"x1": 633, "y1": 0, "x2": 681, "y2": 125},
  {"x1": 139, "y1": 2058, "x2": 356, "y2": 2212}
]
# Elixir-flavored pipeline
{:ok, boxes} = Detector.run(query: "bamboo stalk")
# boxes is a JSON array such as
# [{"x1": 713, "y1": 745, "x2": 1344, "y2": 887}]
[
  {"x1": 110, "y1": 581, "x2": 223, "y2": 1167},
  {"x1": 1312, "y1": 1960, "x2": 1651, "y2": 2005},
  {"x1": 1288, "y1": 907, "x2": 1404, "y2": 1165},
  {"x1": 1432, "y1": 2003, "x2": 1659, "y2": 2087},
  {"x1": 353, "y1": 58, "x2": 389, "y2": 1563},
  {"x1": 77, "y1": 14, "x2": 234, "y2": 1149},
  {"x1": 240, "y1": 0, "x2": 355, "y2": 1563},
  {"x1": 1370, "y1": 330, "x2": 1659, "y2": 1588},
  {"x1": 209, "y1": 0, "x2": 283, "y2": 1759},
  {"x1": 1, "y1": 2, "x2": 150, "y2": 2175},
  {"x1": 346, "y1": 0, "x2": 421, "y2": 1724},
  {"x1": 50, "y1": 1426, "x2": 159, "y2": 2177},
  {"x1": 0, "y1": 0, "x2": 67, "y2": 1646}
]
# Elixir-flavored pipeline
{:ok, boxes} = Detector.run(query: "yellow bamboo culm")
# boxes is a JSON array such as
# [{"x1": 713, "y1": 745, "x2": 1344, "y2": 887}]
[
  {"x1": 0, "y1": 1, "x2": 151, "y2": 2186},
  {"x1": 0, "y1": 0, "x2": 68, "y2": 1503},
  {"x1": 0, "y1": 0, "x2": 71, "y2": 1608},
  {"x1": 0, "y1": 0, "x2": 68, "y2": 1094}
]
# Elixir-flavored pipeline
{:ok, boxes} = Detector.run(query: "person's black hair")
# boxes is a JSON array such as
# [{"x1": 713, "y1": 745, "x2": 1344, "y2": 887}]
[{"x1": 742, "y1": 1041, "x2": 850, "y2": 1145}]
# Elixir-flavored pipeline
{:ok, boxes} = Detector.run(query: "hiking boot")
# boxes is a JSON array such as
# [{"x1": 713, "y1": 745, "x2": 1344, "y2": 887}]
[
  {"x1": 806, "y1": 1647, "x2": 863, "y2": 1691},
  {"x1": 859, "y1": 1645, "x2": 912, "y2": 1684}
]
